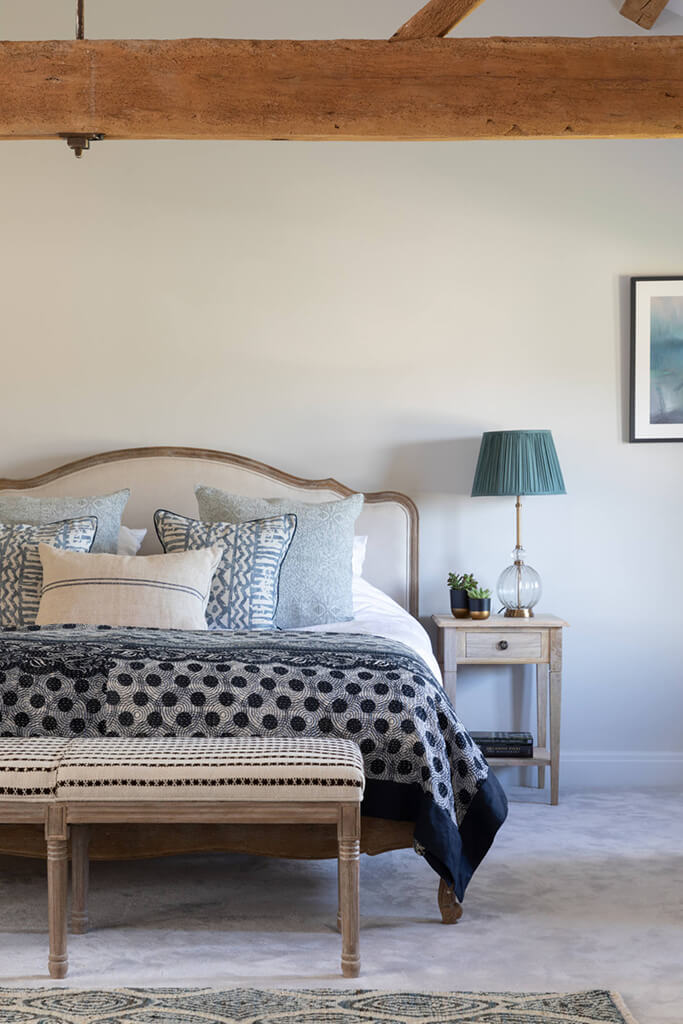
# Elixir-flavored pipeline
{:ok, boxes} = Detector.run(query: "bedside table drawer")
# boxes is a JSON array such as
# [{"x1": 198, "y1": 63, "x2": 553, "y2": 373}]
[{"x1": 463, "y1": 630, "x2": 546, "y2": 661}]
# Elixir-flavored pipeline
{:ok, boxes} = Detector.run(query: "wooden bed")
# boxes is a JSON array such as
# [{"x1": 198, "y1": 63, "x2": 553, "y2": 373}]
[{"x1": 0, "y1": 446, "x2": 460, "y2": 923}]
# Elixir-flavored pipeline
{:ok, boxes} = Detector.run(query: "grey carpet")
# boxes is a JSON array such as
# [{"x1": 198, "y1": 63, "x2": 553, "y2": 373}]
[
  {"x1": 0, "y1": 789, "x2": 681, "y2": 1024},
  {"x1": 0, "y1": 987, "x2": 639, "y2": 1023}
]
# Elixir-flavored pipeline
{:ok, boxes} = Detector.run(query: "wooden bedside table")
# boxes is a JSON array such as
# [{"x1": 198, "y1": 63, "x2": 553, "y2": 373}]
[{"x1": 432, "y1": 613, "x2": 568, "y2": 805}]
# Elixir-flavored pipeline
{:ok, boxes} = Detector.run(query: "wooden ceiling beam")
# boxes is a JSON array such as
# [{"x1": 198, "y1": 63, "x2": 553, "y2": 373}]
[
  {"x1": 620, "y1": 0, "x2": 671, "y2": 29},
  {"x1": 1, "y1": 37, "x2": 682, "y2": 142},
  {"x1": 391, "y1": 0, "x2": 487, "y2": 41}
]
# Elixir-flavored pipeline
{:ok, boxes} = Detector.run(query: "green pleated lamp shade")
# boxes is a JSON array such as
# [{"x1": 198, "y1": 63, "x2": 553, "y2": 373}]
[{"x1": 471, "y1": 430, "x2": 566, "y2": 497}]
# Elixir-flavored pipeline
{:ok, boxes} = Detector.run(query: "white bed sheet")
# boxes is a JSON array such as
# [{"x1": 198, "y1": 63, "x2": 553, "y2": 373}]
[{"x1": 299, "y1": 576, "x2": 442, "y2": 683}]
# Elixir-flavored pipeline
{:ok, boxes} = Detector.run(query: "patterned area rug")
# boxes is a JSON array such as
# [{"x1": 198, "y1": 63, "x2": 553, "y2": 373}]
[{"x1": 0, "y1": 988, "x2": 639, "y2": 1023}]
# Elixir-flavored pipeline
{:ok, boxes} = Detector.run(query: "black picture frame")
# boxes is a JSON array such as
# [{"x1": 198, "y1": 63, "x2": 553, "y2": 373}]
[{"x1": 630, "y1": 276, "x2": 683, "y2": 443}]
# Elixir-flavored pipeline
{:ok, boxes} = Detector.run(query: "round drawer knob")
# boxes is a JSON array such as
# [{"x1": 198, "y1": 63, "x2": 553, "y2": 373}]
[{"x1": 497, "y1": 640, "x2": 509, "y2": 651}]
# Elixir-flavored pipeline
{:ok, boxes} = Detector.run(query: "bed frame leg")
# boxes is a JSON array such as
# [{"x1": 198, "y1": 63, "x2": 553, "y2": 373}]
[
  {"x1": 438, "y1": 878, "x2": 463, "y2": 925},
  {"x1": 71, "y1": 825, "x2": 90, "y2": 934}
]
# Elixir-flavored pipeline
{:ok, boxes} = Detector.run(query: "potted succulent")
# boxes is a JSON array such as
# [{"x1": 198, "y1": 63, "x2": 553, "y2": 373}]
[
  {"x1": 467, "y1": 585, "x2": 492, "y2": 620},
  {"x1": 447, "y1": 572, "x2": 478, "y2": 619}
]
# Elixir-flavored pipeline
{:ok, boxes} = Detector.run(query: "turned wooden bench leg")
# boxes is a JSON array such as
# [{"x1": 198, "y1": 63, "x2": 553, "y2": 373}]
[
  {"x1": 71, "y1": 825, "x2": 90, "y2": 935},
  {"x1": 46, "y1": 805, "x2": 69, "y2": 979},
  {"x1": 438, "y1": 878, "x2": 463, "y2": 924},
  {"x1": 338, "y1": 803, "x2": 360, "y2": 978},
  {"x1": 336, "y1": 861, "x2": 342, "y2": 933}
]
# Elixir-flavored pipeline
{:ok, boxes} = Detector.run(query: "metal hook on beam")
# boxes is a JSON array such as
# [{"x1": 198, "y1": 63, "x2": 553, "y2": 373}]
[
  {"x1": 60, "y1": 133, "x2": 104, "y2": 158},
  {"x1": 76, "y1": 0, "x2": 85, "y2": 40},
  {"x1": 63, "y1": 2, "x2": 104, "y2": 157}
]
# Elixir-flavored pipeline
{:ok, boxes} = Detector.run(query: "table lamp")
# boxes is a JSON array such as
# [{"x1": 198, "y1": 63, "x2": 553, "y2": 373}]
[{"x1": 471, "y1": 430, "x2": 566, "y2": 617}]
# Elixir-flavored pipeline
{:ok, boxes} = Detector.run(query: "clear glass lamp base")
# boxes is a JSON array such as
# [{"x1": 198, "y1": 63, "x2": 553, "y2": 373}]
[{"x1": 496, "y1": 548, "x2": 542, "y2": 617}]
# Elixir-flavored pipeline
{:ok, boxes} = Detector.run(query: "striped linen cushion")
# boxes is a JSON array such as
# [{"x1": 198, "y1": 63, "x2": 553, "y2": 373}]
[
  {"x1": 154, "y1": 510, "x2": 297, "y2": 630},
  {"x1": 35, "y1": 545, "x2": 222, "y2": 630},
  {"x1": 0, "y1": 517, "x2": 98, "y2": 629}
]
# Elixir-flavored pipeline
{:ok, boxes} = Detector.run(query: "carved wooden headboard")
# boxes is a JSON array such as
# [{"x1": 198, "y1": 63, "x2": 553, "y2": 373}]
[{"x1": 0, "y1": 446, "x2": 419, "y2": 616}]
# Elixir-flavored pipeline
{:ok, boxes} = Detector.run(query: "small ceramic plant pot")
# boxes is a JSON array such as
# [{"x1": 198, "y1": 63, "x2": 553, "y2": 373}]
[
  {"x1": 450, "y1": 589, "x2": 470, "y2": 619},
  {"x1": 469, "y1": 597, "x2": 491, "y2": 620}
]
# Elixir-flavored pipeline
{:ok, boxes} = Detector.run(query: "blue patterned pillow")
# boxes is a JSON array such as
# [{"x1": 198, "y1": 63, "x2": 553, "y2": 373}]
[
  {"x1": 0, "y1": 517, "x2": 98, "y2": 628},
  {"x1": 0, "y1": 490, "x2": 129, "y2": 553},
  {"x1": 195, "y1": 488, "x2": 364, "y2": 628},
  {"x1": 154, "y1": 510, "x2": 296, "y2": 631}
]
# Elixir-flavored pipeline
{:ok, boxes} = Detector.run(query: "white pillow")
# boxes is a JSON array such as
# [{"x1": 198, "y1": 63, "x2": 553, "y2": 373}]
[
  {"x1": 36, "y1": 544, "x2": 222, "y2": 630},
  {"x1": 353, "y1": 535, "x2": 368, "y2": 577},
  {"x1": 117, "y1": 526, "x2": 147, "y2": 556}
]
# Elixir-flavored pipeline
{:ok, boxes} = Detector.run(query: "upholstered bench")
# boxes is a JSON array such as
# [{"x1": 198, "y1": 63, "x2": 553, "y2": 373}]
[{"x1": 0, "y1": 737, "x2": 364, "y2": 980}]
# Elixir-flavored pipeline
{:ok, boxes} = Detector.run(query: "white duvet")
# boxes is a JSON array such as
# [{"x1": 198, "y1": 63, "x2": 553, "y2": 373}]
[{"x1": 299, "y1": 576, "x2": 442, "y2": 682}]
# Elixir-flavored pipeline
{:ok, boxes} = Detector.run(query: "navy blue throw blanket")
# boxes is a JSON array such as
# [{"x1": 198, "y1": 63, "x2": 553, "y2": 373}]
[{"x1": 0, "y1": 625, "x2": 507, "y2": 899}]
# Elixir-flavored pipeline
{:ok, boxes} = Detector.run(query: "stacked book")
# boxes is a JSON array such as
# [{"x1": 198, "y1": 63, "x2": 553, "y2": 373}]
[{"x1": 470, "y1": 731, "x2": 534, "y2": 758}]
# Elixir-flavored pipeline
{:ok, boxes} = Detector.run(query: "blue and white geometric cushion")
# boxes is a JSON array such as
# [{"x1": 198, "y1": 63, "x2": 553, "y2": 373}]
[
  {"x1": 154, "y1": 510, "x2": 297, "y2": 630},
  {"x1": 0, "y1": 516, "x2": 98, "y2": 628}
]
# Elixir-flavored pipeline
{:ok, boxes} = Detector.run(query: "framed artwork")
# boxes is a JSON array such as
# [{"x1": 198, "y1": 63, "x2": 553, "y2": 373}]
[{"x1": 630, "y1": 276, "x2": 683, "y2": 443}]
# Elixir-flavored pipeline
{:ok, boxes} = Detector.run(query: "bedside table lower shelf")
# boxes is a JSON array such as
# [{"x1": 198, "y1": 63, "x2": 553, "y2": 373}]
[{"x1": 485, "y1": 746, "x2": 550, "y2": 768}]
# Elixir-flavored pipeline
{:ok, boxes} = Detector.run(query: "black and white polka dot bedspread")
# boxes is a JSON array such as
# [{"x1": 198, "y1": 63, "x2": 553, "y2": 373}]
[{"x1": 0, "y1": 625, "x2": 507, "y2": 897}]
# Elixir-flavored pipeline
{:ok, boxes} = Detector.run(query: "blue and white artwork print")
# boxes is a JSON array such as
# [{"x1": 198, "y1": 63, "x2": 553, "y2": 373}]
[
  {"x1": 649, "y1": 295, "x2": 683, "y2": 425},
  {"x1": 631, "y1": 277, "x2": 683, "y2": 442}
]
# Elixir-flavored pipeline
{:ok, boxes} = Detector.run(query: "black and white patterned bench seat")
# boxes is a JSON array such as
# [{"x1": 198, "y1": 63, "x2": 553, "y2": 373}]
[
  {"x1": 56, "y1": 736, "x2": 365, "y2": 802},
  {"x1": 0, "y1": 739, "x2": 70, "y2": 799},
  {"x1": 0, "y1": 736, "x2": 364, "y2": 981}
]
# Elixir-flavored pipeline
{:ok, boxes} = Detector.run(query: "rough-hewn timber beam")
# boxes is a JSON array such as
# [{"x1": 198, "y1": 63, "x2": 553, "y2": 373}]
[
  {"x1": 1, "y1": 37, "x2": 682, "y2": 142},
  {"x1": 392, "y1": 0, "x2": 487, "y2": 41},
  {"x1": 620, "y1": 0, "x2": 671, "y2": 29}
]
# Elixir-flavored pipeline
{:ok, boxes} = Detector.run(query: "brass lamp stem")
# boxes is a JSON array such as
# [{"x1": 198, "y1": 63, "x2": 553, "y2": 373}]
[{"x1": 515, "y1": 494, "x2": 522, "y2": 553}]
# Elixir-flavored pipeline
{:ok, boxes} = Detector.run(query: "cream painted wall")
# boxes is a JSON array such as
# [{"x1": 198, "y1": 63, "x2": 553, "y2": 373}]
[{"x1": 2, "y1": 1, "x2": 683, "y2": 785}]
